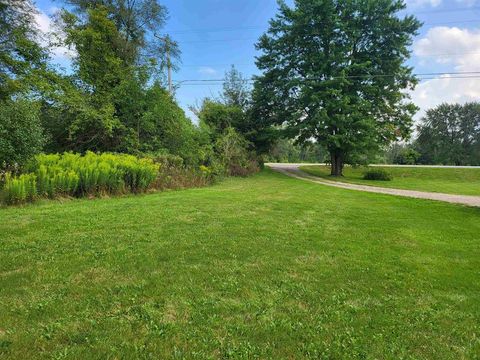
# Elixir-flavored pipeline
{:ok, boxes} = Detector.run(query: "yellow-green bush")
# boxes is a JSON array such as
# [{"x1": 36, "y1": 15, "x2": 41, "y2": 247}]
[
  {"x1": 1, "y1": 152, "x2": 159, "y2": 205},
  {"x1": 2, "y1": 173, "x2": 37, "y2": 204}
]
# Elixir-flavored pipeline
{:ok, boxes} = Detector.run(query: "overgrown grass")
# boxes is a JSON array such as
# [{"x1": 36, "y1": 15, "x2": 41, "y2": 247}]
[
  {"x1": 300, "y1": 165, "x2": 480, "y2": 196},
  {"x1": 1, "y1": 170, "x2": 479, "y2": 358}
]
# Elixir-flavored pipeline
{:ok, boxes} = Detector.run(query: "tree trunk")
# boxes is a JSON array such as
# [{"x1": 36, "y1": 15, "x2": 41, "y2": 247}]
[{"x1": 330, "y1": 151, "x2": 344, "y2": 177}]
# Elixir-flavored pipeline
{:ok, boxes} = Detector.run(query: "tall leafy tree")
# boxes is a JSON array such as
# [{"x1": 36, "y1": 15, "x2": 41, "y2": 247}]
[
  {"x1": 253, "y1": 0, "x2": 420, "y2": 175},
  {"x1": 50, "y1": 6, "x2": 134, "y2": 152},
  {"x1": 140, "y1": 83, "x2": 200, "y2": 162},
  {"x1": 0, "y1": 0, "x2": 49, "y2": 99},
  {"x1": 61, "y1": 0, "x2": 180, "y2": 77},
  {"x1": 0, "y1": 0, "x2": 56, "y2": 169}
]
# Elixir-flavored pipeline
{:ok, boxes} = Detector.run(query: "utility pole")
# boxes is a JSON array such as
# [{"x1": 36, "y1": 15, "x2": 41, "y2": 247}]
[{"x1": 154, "y1": 34, "x2": 173, "y2": 94}]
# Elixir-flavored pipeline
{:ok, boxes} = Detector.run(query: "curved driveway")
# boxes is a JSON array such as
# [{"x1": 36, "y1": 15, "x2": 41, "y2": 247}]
[{"x1": 267, "y1": 163, "x2": 480, "y2": 207}]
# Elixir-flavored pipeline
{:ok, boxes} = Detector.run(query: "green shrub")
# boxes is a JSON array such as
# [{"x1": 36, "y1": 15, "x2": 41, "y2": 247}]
[
  {"x1": 215, "y1": 127, "x2": 260, "y2": 177},
  {"x1": 2, "y1": 173, "x2": 37, "y2": 204},
  {"x1": 0, "y1": 99, "x2": 45, "y2": 170},
  {"x1": 363, "y1": 168, "x2": 393, "y2": 181},
  {"x1": 1, "y1": 152, "x2": 159, "y2": 205},
  {"x1": 149, "y1": 153, "x2": 184, "y2": 169},
  {"x1": 33, "y1": 152, "x2": 158, "y2": 195}
]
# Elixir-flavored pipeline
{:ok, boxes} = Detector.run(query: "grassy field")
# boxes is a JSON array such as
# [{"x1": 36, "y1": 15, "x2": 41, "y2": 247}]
[
  {"x1": 300, "y1": 165, "x2": 480, "y2": 196},
  {"x1": 1, "y1": 169, "x2": 479, "y2": 359}
]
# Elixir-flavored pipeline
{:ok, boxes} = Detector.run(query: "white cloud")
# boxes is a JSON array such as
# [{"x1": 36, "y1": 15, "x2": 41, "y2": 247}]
[
  {"x1": 414, "y1": 26, "x2": 480, "y2": 71},
  {"x1": 198, "y1": 66, "x2": 217, "y2": 76},
  {"x1": 411, "y1": 75, "x2": 480, "y2": 118},
  {"x1": 406, "y1": 0, "x2": 442, "y2": 8},
  {"x1": 33, "y1": 7, "x2": 75, "y2": 62},
  {"x1": 411, "y1": 26, "x2": 480, "y2": 118}
]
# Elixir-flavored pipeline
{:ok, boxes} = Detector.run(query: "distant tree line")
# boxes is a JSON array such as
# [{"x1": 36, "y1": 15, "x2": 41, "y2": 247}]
[{"x1": 384, "y1": 102, "x2": 480, "y2": 166}]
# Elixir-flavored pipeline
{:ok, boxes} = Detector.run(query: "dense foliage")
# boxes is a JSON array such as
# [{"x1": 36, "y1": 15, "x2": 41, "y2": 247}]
[
  {"x1": 253, "y1": 0, "x2": 420, "y2": 176},
  {"x1": 0, "y1": 99, "x2": 45, "y2": 169},
  {"x1": 1, "y1": 152, "x2": 159, "y2": 204},
  {"x1": 0, "y1": 1, "x2": 261, "y2": 203},
  {"x1": 1, "y1": 152, "x2": 160, "y2": 204},
  {"x1": 363, "y1": 168, "x2": 393, "y2": 181},
  {"x1": 0, "y1": 0, "x2": 49, "y2": 99},
  {"x1": 266, "y1": 139, "x2": 327, "y2": 164},
  {"x1": 415, "y1": 102, "x2": 480, "y2": 166}
]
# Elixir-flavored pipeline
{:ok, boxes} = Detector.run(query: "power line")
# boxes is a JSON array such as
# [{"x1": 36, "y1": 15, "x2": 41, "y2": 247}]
[
  {"x1": 181, "y1": 63, "x2": 253, "y2": 67},
  {"x1": 168, "y1": 11, "x2": 480, "y2": 35},
  {"x1": 177, "y1": 37, "x2": 257, "y2": 44},
  {"x1": 412, "y1": 6, "x2": 480, "y2": 14},
  {"x1": 178, "y1": 35, "x2": 480, "y2": 46},
  {"x1": 176, "y1": 76, "x2": 480, "y2": 86},
  {"x1": 171, "y1": 23, "x2": 480, "y2": 44},
  {"x1": 174, "y1": 71, "x2": 480, "y2": 86},
  {"x1": 413, "y1": 50, "x2": 480, "y2": 57},
  {"x1": 179, "y1": 51, "x2": 480, "y2": 68},
  {"x1": 424, "y1": 19, "x2": 479, "y2": 26},
  {"x1": 167, "y1": 25, "x2": 264, "y2": 35},
  {"x1": 176, "y1": 71, "x2": 480, "y2": 82},
  {"x1": 165, "y1": 16, "x2": 479, "y2": 38}
]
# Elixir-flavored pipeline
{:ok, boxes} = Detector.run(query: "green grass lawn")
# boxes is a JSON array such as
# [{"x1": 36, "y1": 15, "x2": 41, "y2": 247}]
[
  {"x1": 1, "y1": 170, "x2": 479, "y2": 359},
  {"x1": 300, "y1": 165, "x2": 480, "y2": 196}
]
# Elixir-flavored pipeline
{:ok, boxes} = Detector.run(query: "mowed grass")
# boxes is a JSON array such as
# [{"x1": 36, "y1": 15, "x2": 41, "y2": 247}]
[
  {"x1": 300, "y1": 165, "x2": 480, "y2": 196},
  {"x1": 1, "y1": 170, "x2": 479, "y2": 359}
]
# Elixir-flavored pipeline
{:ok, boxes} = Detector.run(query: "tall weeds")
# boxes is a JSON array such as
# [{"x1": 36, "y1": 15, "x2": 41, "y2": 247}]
[{"x1": 1, "y1": 152, "x2": 159, "y2": 205}]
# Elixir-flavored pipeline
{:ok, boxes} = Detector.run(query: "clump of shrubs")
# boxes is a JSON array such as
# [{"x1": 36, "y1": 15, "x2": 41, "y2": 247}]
[
  {"x1": 1, "y1": 152, "x2": 158, "y2": 205},
  {"x1": 215, "y1": 127, "x2": 261, "y2": 177},
  {"x1": 149, "y1": 153, "x2": 214, "y2": 190},
  {"x1": 363, "y1": 168, "x2": 393, "y2": 181},
  {"x1": 2, "y1": 173, "x2": 37, "y2": 205}
]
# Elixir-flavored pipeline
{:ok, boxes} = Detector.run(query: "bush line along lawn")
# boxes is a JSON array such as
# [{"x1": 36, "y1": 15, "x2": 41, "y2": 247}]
[
  {"x1": 1, "y1": 170, "x2": 479, "y2": 358},
  {"x1": 300, "y1": 165, "x2": 480, "y2": 196}
]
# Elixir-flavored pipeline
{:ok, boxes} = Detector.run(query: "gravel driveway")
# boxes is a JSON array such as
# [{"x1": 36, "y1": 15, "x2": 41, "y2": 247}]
[{"x1": 267, "y1": 163, "x2": 480, "y2": 208}]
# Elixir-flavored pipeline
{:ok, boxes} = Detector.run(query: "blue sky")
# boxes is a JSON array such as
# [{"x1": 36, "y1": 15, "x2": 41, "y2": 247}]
[{"x1": 34, "y1": 0, "x2": 480, "y2": 121}]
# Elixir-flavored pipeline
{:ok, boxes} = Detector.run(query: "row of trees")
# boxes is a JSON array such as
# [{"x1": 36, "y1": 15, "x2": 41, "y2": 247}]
[{"x1": 384, "y1": 102, "x2": 480, "y2": 166}]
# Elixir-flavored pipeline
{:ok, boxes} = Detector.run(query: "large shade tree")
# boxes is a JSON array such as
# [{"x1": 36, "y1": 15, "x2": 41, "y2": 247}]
[{"x1": 253, "y1": 0, "x2": 420, "y2": 175}]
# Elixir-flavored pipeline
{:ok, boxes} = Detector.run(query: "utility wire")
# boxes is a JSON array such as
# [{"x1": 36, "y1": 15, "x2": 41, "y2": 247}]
[
  {"x1": 175, "y1": 71, "x2": 480, "y2": 86},
  {"x1": 166, "y1": 15, "x2": 479, "y2": 37},
  {"x1": 411, "y1": 6, "x2": 480, "y2": 14},
  {"x1": 175, "y1": 71, "x2": 480, "y2": 83},
  {"x1": 175, "y1": 75, "x2": 480, "y2": 86}
]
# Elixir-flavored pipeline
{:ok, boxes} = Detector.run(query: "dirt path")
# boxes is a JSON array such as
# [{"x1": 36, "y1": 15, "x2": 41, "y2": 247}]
[{"x1": 267, "y1": 163, "x2": 480, "y2": 207}]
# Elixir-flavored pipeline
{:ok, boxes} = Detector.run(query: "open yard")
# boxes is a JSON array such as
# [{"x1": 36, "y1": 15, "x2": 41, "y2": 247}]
[
  {"x1": 300, "y1": 165, "x2": 480, "y2": 196},
  {"x1": 1, "y1": 169, "x2": 480, "y2": 359}
]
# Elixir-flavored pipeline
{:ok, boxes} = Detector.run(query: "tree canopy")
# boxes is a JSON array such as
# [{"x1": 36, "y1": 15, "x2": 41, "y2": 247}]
[
  {"x1": 415, "y1": 102, "x2": 480, "y2": 166},
  {"x1": 0, "y1": 0, "x2": 50, "y2": 99},
  {"x1": 62, "y1": 0, "x2": 180, "y2": 75}
]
